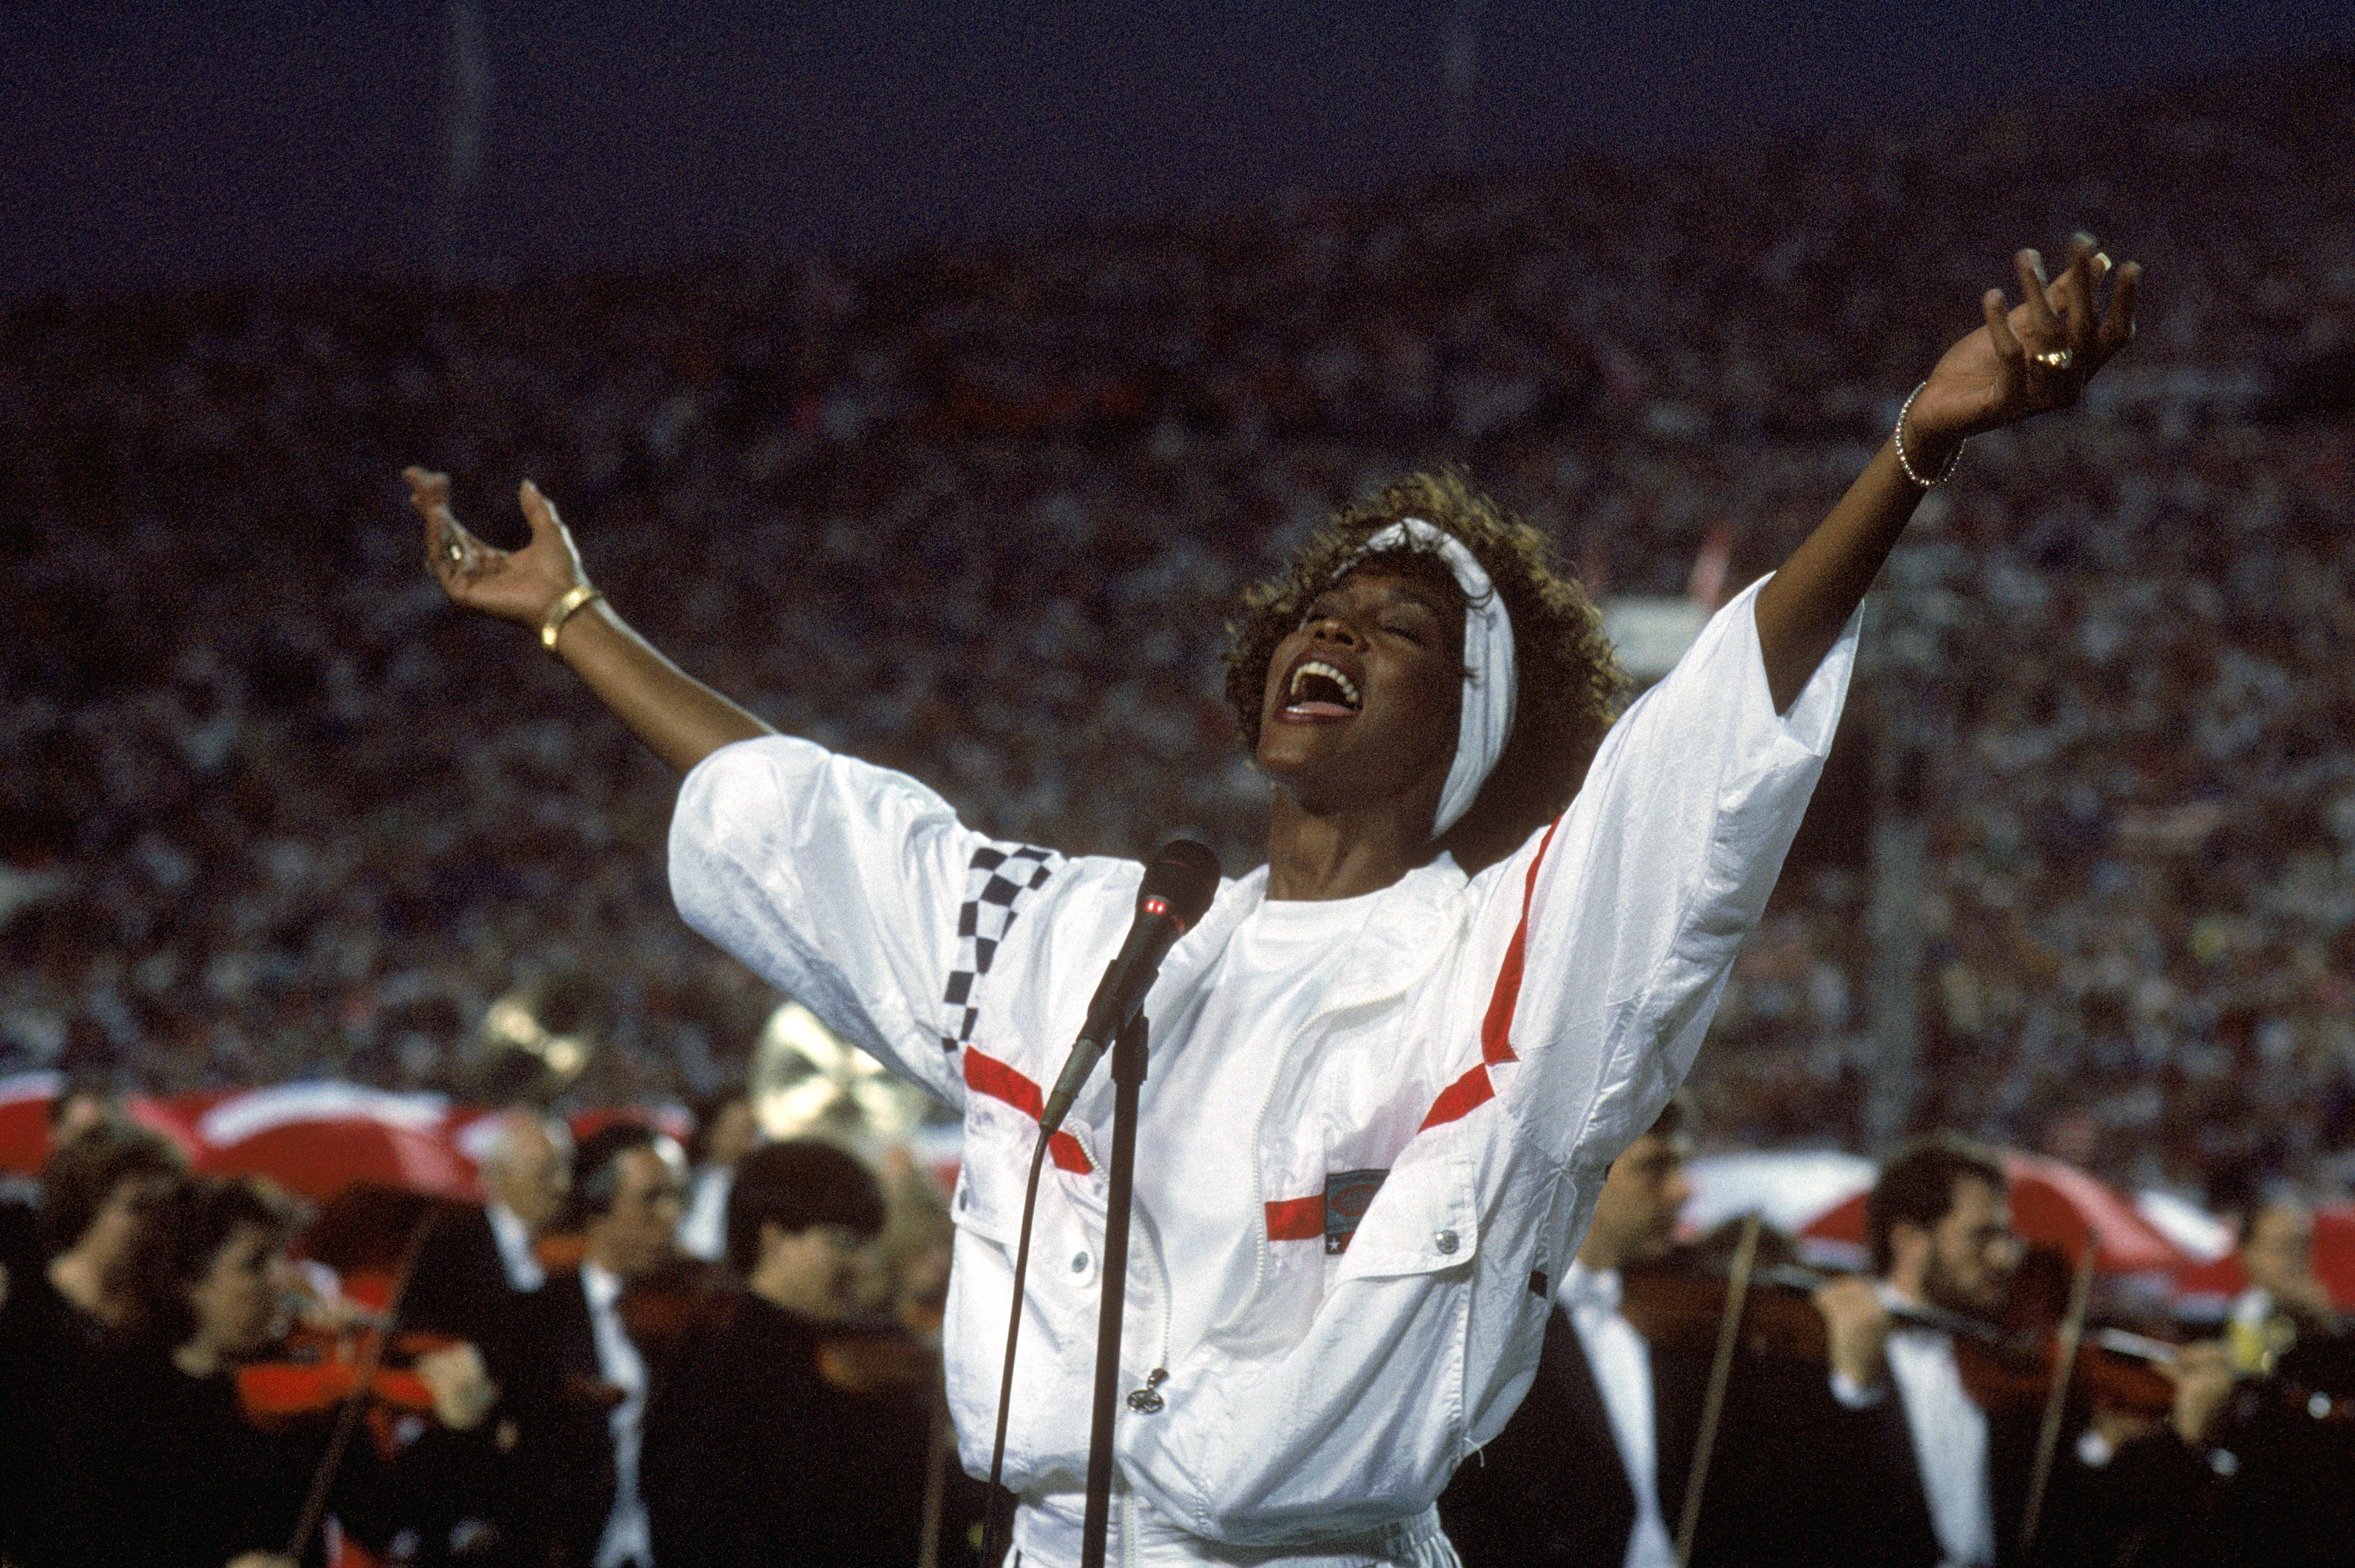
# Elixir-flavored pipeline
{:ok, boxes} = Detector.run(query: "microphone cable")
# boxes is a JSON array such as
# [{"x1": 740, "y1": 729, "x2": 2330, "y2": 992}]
[{"x1": 979, "y1": 1128, "x2": 1053, "y2": 1567}]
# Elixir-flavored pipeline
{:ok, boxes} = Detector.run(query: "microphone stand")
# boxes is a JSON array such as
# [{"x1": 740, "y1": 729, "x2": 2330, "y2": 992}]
[{"x1": 1080, "y1": 1011, "x2": 1148, "y2": 1568}]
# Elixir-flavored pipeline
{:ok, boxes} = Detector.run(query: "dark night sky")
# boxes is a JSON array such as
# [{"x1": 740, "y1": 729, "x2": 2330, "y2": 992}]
[{"x1": 5, "y1": 0, "x2": 2352, "y2": 295}]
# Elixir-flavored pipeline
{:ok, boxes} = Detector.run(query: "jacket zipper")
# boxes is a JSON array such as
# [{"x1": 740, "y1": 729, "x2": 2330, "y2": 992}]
[{"x1": 1130, "y1": 1199, "x2": 1175, "y2": 1391}]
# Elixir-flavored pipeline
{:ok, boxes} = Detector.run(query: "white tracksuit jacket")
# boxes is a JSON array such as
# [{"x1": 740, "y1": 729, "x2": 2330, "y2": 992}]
[{"x1": 669, "y1": 578, "x2": 1857, "y2": 1566}]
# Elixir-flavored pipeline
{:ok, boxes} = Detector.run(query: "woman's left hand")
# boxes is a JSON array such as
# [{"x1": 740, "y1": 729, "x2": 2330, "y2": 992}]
[{"x1": 1905, "y1": 234, "x2": 2141, "y2": 461}]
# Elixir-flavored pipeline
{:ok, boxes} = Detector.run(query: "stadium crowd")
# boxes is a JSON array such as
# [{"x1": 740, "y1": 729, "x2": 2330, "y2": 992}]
[
  {"x1": 2, "y1": 58, "x2": 2350, "y2": 1177},
  {"x1": 9, "y1": 63, "x2": 2352, "y2": 1199}
]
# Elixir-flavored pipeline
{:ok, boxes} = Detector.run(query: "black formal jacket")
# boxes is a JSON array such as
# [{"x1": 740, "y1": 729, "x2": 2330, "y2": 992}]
[
  {"x1": 2043, "y1": 1364, "x2": 2355, "y2": 1568},
  {"x1": 0, "y1": 1271, "x2": 140, "y2": 1567},
  {"x1": 1810, "y1": 1360, "x2": 2062, "y2": 1568},
  {"x1": 511, "y1": 1265, "x2": 643, "y2": 1568},
  {"x1": 1441, "y1": 1301, "x2": 1813, "y2": 1568},
  {"x1": 404, "y1": 1202, "x2": 534, "y2": 1380},
  {"x1": 7, "y1": 1345, "x2": 399, "y2": 1568},
  {"x1": 641, "y1": 1294, "x2": 943, "y2": 1568},
  {"x1": 508, "y1": 1261, "x2": 738, "y2": 1568}
]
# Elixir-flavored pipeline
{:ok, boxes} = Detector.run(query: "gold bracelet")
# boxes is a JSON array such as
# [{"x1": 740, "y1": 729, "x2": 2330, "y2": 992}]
[
  {"x1": 540, "y1": 584, "x2": 604, "y2": 654},
  {"x1": 1893, "y1": 381, "x2": 1966, "y2": 488}
]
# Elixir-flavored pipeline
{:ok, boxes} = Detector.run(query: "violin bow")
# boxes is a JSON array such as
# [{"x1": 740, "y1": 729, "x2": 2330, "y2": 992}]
[
  {"x1": 286, "y1": 1206, "x2": 444, "y2": 1560},
  {"x1": 2019, "y1": 1241, "x2": 2098, "y2": 1554},
  {"x1": 1674, "y1": 1210, "x2": 1762, "y2": 1568}
]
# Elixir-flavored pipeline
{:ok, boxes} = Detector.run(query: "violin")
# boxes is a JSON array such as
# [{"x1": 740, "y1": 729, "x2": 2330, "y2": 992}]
[
  {"x1": 615, "y1": 1254, "x2": 739, "y2": 1353},
  {"x1": 1620, "y1": 1234, "x2": 2179, "y2": 1417},
  {"x1": 532, "y1": 1228, "x2": 587, "y2": 1276},
  {"x1": 236, "y1": 1316, "x2": 472, "y2": 1427},
  {"x1": 813, "y1": 1314, "x2": 937, "y2": 1395},
  {"x1": 608, "y1": 1256, "x2": 932, "y2": 1393}
]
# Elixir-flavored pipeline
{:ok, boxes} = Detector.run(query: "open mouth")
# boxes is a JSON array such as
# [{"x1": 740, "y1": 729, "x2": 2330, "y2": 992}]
[{"x1": 1281, "y1": 659, "x2": 1362, "y2": 720}]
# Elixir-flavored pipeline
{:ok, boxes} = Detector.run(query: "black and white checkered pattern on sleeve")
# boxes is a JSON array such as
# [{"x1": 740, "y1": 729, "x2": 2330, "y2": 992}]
[{"x1": 941, "y1": 844, "x2": 1062, "y2": 1052}]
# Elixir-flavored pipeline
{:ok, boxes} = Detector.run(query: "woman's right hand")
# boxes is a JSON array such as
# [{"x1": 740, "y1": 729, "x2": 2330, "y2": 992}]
[
  {"x1": 404, "y1": 465, "x2": 774, "y2": 772},
  {"x1": 406, "y1": 467, "x2": 589, "y2": 631}
]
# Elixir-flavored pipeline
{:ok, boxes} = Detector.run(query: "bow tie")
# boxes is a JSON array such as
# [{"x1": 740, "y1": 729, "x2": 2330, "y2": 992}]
[{"x1": 1561, "y1": 1264, "x2": 1623, "y2": 1315}]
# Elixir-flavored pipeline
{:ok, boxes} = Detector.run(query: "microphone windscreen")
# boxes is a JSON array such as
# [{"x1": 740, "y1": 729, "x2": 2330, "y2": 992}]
[{"x1": 1139, "y1": 839, "x2": 1221, "y2": 929}]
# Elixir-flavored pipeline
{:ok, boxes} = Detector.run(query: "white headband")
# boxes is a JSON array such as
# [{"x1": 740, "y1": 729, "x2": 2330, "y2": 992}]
[{"x1": 1341, "y1": 518, "x2": 1517, "y2": 838}]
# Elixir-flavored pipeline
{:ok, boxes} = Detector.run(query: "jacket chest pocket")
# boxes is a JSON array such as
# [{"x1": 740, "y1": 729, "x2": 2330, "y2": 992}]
[
  {"x1": 1328, "y1": 1151, "x2": 1478, "y2": 1282},
  {"x1": 950, "y1": 1122, "x2": 1033, "y2": 1248}
]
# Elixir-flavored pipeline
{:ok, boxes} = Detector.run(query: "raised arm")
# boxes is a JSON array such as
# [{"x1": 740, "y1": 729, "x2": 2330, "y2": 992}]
[
  {"x1": 406, "y1": 468, "x2": 774, "y2": 773},
  {"x1": 1754, "y1": 234, "x2": 2142, "y2": 710}
]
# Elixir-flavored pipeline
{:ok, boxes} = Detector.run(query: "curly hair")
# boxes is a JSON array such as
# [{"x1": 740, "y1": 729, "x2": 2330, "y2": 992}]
[{"x1": 1223, "y1": 470, "x2": 1627, "y2": 870}]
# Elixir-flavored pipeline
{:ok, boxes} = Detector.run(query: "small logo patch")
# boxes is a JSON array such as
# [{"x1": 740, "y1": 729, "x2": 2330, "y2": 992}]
[{"x1": 1324, "y1": 1168, "x2": 1389, "y2": 1255}]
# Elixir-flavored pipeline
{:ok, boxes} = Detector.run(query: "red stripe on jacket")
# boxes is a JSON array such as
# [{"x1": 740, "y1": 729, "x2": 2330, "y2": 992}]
[
  {"x1": 963, "y1": 1049, "x2": 1095, "y2": 1173},
  {"x1": 1264, "y1": 1193, "x2": 1326, "y2": 1241},
  {"x1": 1479, "y1": 818, "x2": 1559, "y2": 1067},
  {"x1": 1418, "y1": 1063, "x2": 1497, "y2": 1131},
  {"x1": 1426, "y1": 820, "x2": 1563, "y2": 1131}
]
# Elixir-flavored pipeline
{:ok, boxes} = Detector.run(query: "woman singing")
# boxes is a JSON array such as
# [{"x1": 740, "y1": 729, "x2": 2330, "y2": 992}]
[{"x1": 409, "y1": 238, "x2": 2136, "y2": 1566}]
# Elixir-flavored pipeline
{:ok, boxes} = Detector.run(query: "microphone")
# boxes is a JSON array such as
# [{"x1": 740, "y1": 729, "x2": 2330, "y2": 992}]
[{"x1": 1038, "y1": 839, "x2": 1221, "y2": 1138}]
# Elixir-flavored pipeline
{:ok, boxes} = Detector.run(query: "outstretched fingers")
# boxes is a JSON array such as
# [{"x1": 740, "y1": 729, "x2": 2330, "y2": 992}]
[
  {"x1": 519, "y1": 478, "x2": 560, "y2": 543},
  {"x1": 2098, "y1": 258, "x2": 2141, "y2": 360},
  {"x1": 1983, "y1": 287, "x2": 2024, "y2": 362},
  {"x1": 2014, "y1": 248, "x2": 2063, "y2": 343},
  {"x1": 406, "y1": 466, "x2": 492, "y2": 589},
  {"x1": 2054, "y1": 234, "x2": 2100, "y2": 352},
  {"x1": 1980, "y1": 287, "x2": 2028, "y2": 415}
]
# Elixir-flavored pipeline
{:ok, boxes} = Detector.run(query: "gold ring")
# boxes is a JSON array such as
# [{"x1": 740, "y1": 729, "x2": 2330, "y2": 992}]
[{"x1": 2033, "y1": 347, "x2": 2075, "y2": 371}]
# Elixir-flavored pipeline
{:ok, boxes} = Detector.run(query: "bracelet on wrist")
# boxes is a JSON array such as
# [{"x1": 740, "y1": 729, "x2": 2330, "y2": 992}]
[
  {"x1": 1893, "y1": 381, "x2": 1966, "y2": 488},
  {"x1": 540, "y1": 584, "x2": 604, "y2": 654}
]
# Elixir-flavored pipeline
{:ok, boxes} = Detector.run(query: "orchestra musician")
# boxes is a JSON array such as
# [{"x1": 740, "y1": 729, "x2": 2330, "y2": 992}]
[
  {"x1": 642, "y1": 1138, "x2": 937, "y2": 1568},
  {"x1": 7, "y1": 1173, "x2": 497, "y2": 1568},
  {"x1": 2050, "y1": 1189, "x2": 2354, "y2": 1567},
  {"x1": 0, "y1": 1119, "x2": 186, "y2": 1562},
  {"x1": 676, "y1": 1089, "x2": 762, "y2": 1264},
  {"x1": 510, "y1": 1121, "x2": 699, "y2": 1568},
  {"x1": 1808, "y1": 1135, "x2": 2078, "y2": 1568},
  {"x1": 2227, "y1": 1191, "x2": 2342, "y2": 1377},
  {"x1": 407, "y1": 1106, "x2": 575, "y2": 1380}
]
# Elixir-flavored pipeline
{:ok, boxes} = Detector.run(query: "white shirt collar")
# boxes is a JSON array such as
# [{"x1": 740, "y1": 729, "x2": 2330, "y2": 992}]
[
  {"x1": 484, "y1": 1201, "x2": 545, "y2": 1292},
  {"x1": 582, "y1": 1258, "x2": 625, "y2": 1314},
  {"x1": 1559, "y1": 1257, "x2": 1623, "y2": 1315}
]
